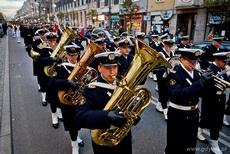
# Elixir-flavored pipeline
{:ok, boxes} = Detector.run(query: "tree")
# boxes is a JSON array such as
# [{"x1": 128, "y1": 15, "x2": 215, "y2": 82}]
[
  {"x1": 0, "y1": 12, "x2": 5, "y2": 22},
  {"x1": 121, "y1": 0, "x2": 139, "y2": 33}
]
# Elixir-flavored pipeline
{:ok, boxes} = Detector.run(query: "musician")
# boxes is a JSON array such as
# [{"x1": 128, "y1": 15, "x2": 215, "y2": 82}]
[
  {"x1": 135, "y1": 32, "x2": 145, "y2": 42},
  {"x1": 113, "y1": 36, "x2": 121, "y2": 48},
  {"x1": 31, "y1": 28, "x2": 48, "y2": 78},
  {"x1": 74, "y1": 51, "x2": 135, "y2": 154},
  {"x1": 155, "y1": 39, "x2": 174, "y2": 120},
  {"x1": 156, "y1": 33, "x2": 169, "y2": 52},
  {"x1": 200, "y1": 36, "x2": 225, "y2": 69},
  {"x1": 97, "y1": 31, "x2": 116, "y2": 51},
  {"x1": 36, "y1": 32, "x2": 61, "y2": 106},
  {"x1": 177, "y1": 35, "x2": 191, "y2": 49},
  {"x1": 165, "y1": 49, "x2": 213, "y2": 154},
  {"x1": 117, "y1": 39, "x2": 133, "y2": 81},
  {"x1": 47, "y1": 44, "x2": 84, "y2": 154},
  {"x1": 120, "y1": 32, "x2": 128, "y2": 40},
  {"x1": 224, "y1": 98, "x2": 230, "y2": 126},
  {"x1": 97, "y1": 31, "x2": 105, "y2": 39},
  {"x1": 149, "y1": 34, "x2": 159, "y2": 49},
  {"x1": 94, "y1": 38, "x2": 106, "y2": 50},
  {"x1": 199, "y1": 52, "x2": 230, "y2": 154}
]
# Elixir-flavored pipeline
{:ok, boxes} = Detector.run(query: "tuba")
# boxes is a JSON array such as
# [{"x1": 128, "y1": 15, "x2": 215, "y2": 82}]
[
  {"x1": 44, "y1": 27, "x2": 77, "y2": 77},
  {"x1": 58, "y1": 40, "x2": 102, "y2": 105},
  {"x1": 91, "y1": 39, "x2": 171, "y2": 147}
]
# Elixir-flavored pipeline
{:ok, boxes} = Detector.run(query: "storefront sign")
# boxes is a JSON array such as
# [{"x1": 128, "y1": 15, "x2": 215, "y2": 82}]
[
  {"x1": 98, "y1": 15, "x2": 105, "y2": 21},
  {"x1": 152, "y1": 15, "x2": 163, "y2": 24},
  {"x1": 209, "y1": 16, "x2": 222, "y2": 24},
  {"x1": 161, "y1": 10, "x2": 173, "y2": 20},
  {"x1": 111, "y1": 16, "x2": 119, "y2": 21}
]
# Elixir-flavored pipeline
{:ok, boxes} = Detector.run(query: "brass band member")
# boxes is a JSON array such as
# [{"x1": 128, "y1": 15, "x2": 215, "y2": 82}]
[
  {"x1": 200, "y1": 36, "x2": 225, "y2": 70},
  {"x1": 31, "y1": 28, "x2": 48, "y2": 91},
  {"x1": 73, "y1": 51, "x2": 137, "y2": 154},
  {"x1": 177, "y1": 35, "x2": 191, "y2": 49},
  {"x1": 199, "y1": 52, "x2": 230, "y2": 154},
  {"x1": 116, "y1": 39, "x2": 133, "y2": 81},
  {"x1": 36, "y1": 32, "x2": 61, "y2": 106},
  {"x1": 48, "y1": 44, "x2": 84, "y2": 154},
  {"x1": 165, "y1": 49, "x2": 213, "y2": 154},
  {"x1": 155, "y1": 39, "x2": 174, "y2": 120}
]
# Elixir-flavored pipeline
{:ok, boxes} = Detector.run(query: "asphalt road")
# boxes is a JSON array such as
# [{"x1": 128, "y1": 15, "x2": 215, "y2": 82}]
[{"x1": 9, "y1": 36, "x2": 230, "y2": 154}]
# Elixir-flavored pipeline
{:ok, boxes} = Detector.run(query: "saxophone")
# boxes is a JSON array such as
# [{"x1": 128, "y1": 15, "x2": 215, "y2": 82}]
[
  {"x1": 91, "y1": 39, "x2": 171, "y2": 147},
  {"x1": 58, "y1": 40, "x2": 102, "y2": 105},
  {"x1": 44, "y1": 27, "x2": 77, "y2": 77}
]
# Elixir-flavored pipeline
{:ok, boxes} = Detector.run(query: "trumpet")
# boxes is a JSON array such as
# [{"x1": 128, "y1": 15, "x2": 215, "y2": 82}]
[{"x1": 197, "y1": 68, "x2": 230, "y2": 92}]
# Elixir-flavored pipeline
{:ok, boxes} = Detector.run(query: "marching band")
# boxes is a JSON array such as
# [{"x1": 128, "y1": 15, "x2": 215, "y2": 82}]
[{"x1": 16, "y1": 22, "x2": 230, "y2": 154}]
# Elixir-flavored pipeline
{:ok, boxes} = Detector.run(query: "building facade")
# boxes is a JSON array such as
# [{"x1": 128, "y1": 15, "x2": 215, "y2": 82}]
[
  {"x1": 147, "y1": 0, "x2": 207, "y2": 43},
  {"x1": 147, "y1": 0, "x2": 175, "y2": 35}
]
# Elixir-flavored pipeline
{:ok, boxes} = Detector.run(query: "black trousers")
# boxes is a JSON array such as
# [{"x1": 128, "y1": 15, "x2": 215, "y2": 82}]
[
  {"x1": 92, "y1": 131, "x2": 132, "y2": 154},
  {"x1": 69, "y1": 129, "x2": 78, "y2": 141},
  {"x1": 156, "y1": 73, "x2": 168, "y2": 109},
  {"x1": 165, "y1": 107, "x2": 199, "y2": 154}
]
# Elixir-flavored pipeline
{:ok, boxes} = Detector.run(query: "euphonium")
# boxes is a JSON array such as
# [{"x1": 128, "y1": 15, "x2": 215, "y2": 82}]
[
  {"x1": 58, "y1": 40, "x2": 102, "y2": 105},
  {"x1": 44, "y1": 27, "x2": 77, "y2": 77},
  {"x1": 91, "y1": 39, "x2": 171, "y2": 147}
]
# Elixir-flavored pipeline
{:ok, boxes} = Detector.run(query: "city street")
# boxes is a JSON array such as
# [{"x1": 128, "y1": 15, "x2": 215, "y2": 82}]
[{"x1": 4, "y1": 35, "x2": 230, "y2": 154}]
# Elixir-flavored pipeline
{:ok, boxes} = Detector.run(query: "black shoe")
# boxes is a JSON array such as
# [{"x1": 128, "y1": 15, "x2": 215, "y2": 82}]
[
  {"x1": 42, "y1": 101, "x2": 47, "y2": 106},
  {"x1": 78, "y1": 141, "x2": 84, "y2": 147},
  {"x1": 52, "y1": 123, "x2": 59, "y2": 129}
]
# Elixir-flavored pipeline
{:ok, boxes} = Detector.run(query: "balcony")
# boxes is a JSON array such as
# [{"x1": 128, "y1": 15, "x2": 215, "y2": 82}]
[{"x1": 174, "y1": 0, "x2": 204, "y2": 9}]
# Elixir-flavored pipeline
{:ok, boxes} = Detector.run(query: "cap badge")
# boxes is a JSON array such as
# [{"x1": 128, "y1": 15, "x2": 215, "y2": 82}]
[
  {"x1": 108, "y1": 53, "x2": 115, "y2": 60},
  {"x1": 195, "y1": 51, "x2": 200, "y2": 56}
]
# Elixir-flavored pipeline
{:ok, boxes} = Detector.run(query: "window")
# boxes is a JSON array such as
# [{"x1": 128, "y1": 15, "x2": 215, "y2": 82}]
[
  {"x1": 114, "y1": 0, "x2": 119, "y2": 5},
  {"x1": 105, "y1": 0, "x2": 108, "y2": 6},
  {"x1": 100, "y1": 0, "x2": 105, "y2": 7},
  {"x1": 155, "y1": 0, "x2": 165, "y2": 3}
]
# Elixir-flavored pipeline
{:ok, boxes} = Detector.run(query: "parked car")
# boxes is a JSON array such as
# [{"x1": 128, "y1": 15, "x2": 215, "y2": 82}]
[{"x1": 192, "y1": 41, "x2": 230, "y2": 51}]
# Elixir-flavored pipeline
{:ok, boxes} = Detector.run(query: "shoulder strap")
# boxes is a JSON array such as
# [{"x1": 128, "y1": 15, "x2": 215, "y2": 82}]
[{"x1": 88, "y1": 82, "x2": 116, "y2": 90}]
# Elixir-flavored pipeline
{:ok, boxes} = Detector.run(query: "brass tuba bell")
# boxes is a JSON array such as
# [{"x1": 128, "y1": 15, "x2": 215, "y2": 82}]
[{"x1": 58, "y1": 40, "x2": 102, "y2": 105}]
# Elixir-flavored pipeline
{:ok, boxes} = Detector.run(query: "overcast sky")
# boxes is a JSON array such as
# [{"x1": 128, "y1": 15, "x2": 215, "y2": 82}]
[{"x1": 0, "y1": 0, "x2": 25, "y2": 18}]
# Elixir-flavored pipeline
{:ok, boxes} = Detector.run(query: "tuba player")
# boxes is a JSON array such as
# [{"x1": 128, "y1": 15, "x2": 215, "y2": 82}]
[{"x1": 73, "y1": 51, "x2": 138, "y2": 154}]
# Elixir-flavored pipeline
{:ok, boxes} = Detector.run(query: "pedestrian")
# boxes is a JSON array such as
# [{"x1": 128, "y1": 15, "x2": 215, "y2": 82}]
[
  {"x1": 2, "y1": 22, "x2": 7, "y2": 35},
  {"x1": 16, "y1": 25, "x2": 21, "y2": 43}
]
